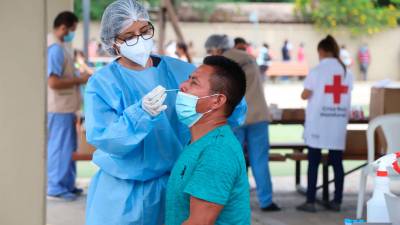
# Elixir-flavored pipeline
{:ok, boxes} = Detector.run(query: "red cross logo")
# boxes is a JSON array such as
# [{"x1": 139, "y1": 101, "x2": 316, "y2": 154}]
[{"x1": 324, "y1": 75, "x2": 348, "y2": 104}]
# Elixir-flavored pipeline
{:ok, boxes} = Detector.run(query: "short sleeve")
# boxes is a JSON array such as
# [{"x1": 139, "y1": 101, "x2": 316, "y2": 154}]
[
  {"x1": 304, "y1": 69, "x2": 317, "y2": 91},
  {"x1": 184, "y1": 147, "x2": 238, "y2": 205},
  {"x1": 47, "y1": 44, "x2": 64, "y2": 77}
]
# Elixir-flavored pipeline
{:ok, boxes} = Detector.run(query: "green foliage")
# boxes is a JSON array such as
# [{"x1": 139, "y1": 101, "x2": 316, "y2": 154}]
[
  {"x1": 295, "y1": 0, "x2": 400, "y2": 35},
  {"x1": 74, "y1": 0, "x2": 294, "y2": 21}
]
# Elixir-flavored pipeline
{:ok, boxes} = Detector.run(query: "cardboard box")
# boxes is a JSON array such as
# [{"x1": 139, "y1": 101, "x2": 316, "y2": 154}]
[{"x1": 369, "y1": 87, "x2": 400, "y2": 119}]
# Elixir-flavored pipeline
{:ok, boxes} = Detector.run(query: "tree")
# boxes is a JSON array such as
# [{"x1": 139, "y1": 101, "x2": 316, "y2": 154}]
[{"x1": 295, "y1": 0, "x2": 400, "y2": 35}]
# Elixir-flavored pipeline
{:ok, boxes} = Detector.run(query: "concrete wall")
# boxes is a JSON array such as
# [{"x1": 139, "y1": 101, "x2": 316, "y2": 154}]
[
  {"x1": 0, "y1": 0, "x2": 47, "y2": 224},
  {"x1": 74, "y1": 22, "x2": 400, "y2": 81}
]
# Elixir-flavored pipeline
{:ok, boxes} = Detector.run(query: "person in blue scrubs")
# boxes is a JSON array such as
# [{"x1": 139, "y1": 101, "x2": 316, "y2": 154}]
[
  {"x1": 84, "y1": 1, "x2": 246, "y2": 225},
  {"x1": 47, "y1": 11, "x2": 90, "y2": 201}
]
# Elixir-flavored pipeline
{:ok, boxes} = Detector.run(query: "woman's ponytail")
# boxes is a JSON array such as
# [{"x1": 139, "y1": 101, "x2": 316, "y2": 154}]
[{"x1": 318, "y1": 35, "x2": 347, "y2": 75}]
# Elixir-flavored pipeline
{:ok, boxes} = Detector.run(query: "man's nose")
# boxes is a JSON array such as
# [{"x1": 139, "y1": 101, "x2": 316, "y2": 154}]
[{"x1": 179, "y1": 82, "x2": 187, "y2": 92}]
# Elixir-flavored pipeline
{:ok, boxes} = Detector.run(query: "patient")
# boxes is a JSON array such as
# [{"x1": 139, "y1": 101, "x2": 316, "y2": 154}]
[{"x1": 165, "y1": 56, "x2": 250, "y2": 225}]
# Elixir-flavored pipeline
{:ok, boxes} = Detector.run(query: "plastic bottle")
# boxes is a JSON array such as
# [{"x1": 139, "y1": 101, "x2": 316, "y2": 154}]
[{"x1": 366, "y1": 152, "x2": 400, "y2": 223}]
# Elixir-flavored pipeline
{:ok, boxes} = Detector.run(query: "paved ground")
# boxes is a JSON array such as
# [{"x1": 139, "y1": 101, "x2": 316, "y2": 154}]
[{"x1": 46, "y1": 170, "x2": 400, "y2": 225}]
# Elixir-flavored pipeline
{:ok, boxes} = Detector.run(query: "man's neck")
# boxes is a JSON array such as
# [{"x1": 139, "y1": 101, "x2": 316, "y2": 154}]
[{"x1": 190, "y1": 113, "x2": 227, "y2": 143}]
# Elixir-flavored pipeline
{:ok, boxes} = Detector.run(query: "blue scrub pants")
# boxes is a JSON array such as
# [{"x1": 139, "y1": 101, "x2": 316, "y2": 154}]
[
  {"x1": 234, "y1": 121, "x2": 273, "y2": 208},
  {"x1": 306, "y1": 147, "x2": 344, "y2": 204},
  {"x1": 47, "y1": 113, "x2": 77, "y2": 196}
]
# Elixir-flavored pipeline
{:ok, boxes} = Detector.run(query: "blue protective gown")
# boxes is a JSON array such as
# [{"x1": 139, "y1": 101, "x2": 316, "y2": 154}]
[{"x1": 84, "y1": 56, "x2": 246, "y2": 225}]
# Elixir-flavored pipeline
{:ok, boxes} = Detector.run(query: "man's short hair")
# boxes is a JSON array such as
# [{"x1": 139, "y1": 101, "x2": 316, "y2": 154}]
[
  {"x1": 234, "y1": 37, "x2": 247, "y2": 46},
  {"x1": 53, "y1": 11, "x2": 78, "y2": 29},
  {"x1": 203, "y1": 56, "x2": 246, "y2": 116}
]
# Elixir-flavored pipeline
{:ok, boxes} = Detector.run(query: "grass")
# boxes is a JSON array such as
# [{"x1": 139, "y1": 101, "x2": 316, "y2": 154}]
[{"x1": 77, "y1": 124, "x2": 366, "y2": 178}]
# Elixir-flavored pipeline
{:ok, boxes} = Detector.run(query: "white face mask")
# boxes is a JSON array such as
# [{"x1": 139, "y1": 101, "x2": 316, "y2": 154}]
[{"x1": 117, "y1": 38, "x2": 154, "y2": 67}]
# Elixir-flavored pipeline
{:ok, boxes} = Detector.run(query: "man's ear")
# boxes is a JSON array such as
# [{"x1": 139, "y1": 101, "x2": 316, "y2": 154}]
[{"x1": 212, "y1": 94, "x2": 227, "y2": 110}]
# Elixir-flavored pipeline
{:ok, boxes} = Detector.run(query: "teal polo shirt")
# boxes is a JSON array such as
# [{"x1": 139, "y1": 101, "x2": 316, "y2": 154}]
[{"x1": 166, "y1": 125, "x2": 250, "y2": 225}]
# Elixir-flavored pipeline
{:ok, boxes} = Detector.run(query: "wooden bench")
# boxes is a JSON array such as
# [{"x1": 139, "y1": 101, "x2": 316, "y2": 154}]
[{"x1": 265, "y1": 61, "x2": 309, "y2": 78}]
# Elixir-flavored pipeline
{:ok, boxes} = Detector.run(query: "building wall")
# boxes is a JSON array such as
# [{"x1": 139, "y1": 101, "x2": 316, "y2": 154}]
[
  {"x1": 75, "y1": 22, "x2": 400, "y2": 81},
  {"x1": 0, "y1": 0, "x2": 47, "y2": 224}
]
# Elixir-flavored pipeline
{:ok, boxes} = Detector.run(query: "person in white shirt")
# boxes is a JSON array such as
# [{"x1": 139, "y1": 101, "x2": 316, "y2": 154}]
[
  {"x1": 339, "y1": 45, "x2": 352, "y2": 67},
  {"x1": 297, "y1": 35, "x2": 353, "y2": 213}
]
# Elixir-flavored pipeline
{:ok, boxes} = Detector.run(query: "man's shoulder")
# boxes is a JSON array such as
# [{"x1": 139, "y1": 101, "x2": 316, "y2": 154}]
[
  {"x1": 201, "y1": 126, "x2": 244, "y2": 163},
  {"x1": 224, "y1": 49, "x2": 253, "y2": 60},
  {"x1": 48, "y1": 43, "x2": 64, "y2": 56},
  {"x1": 224, "y1": 49, "x2": 257, "y2": 69}
]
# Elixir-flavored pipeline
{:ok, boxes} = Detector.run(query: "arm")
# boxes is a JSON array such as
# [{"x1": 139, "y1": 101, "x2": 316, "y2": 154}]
[
  {"x1": 302, "y1": 70, "x2": 316, "y2": 100},
  {"x1": 84, "y1": 84, "x2": 157, "y2": 157},
  {"x1": 48, "y1": 75, "x2": 88, "y2": 90},
  {"x1": 182, "y1": 197, "x2": 223, "y2": 225},
  {"x1": 47, "y1": 44, "x2": 90, "y2": 89}
]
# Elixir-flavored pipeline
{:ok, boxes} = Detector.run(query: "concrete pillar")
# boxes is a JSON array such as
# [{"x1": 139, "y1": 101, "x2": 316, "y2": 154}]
[{"x1": 0, "y1": 0, "x2": 47, "y2": 225}]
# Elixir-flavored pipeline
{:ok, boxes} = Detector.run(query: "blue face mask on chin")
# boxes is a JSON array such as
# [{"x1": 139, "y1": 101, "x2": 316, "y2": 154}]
[
  {"x1": 63, "y1": 31, "x2": 75, "y2": 42},
  {"x1": 175, "y1": 91, "x2": 219, "y2": 127}
]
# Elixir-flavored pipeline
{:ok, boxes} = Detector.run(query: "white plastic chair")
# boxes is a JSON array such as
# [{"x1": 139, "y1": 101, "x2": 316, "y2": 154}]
[{"x1": 356, "y1": 113, "x2": 400, "y2": 219}]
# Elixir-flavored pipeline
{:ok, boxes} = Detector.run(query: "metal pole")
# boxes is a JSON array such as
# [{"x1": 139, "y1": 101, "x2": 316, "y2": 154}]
[
  {"x1": 158, "y1": 0, "x2": 166, "y2": 55},
  {"x1": 83, "y1": 0, "x2": 90, "y2": 61},
  {"x1": 165, "y1": 0, "x2": 185, "y2": 44}
]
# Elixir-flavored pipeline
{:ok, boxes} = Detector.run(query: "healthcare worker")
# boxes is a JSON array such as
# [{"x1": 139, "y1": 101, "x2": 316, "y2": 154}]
[
  {"x1": 47, "y1": 11, "x2": 90, "y2": 201},
  {"x1": 84, "y1": 1, "x2": 246, "y2": 224},
  {"x1": 297, "y1": 35, "x2": 353, "y2": 213}
]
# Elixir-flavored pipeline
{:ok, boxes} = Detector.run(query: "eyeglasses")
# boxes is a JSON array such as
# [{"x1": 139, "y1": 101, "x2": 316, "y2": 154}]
[{"x1": 116, "y1": 22, "x2": 154, "y2": 46}]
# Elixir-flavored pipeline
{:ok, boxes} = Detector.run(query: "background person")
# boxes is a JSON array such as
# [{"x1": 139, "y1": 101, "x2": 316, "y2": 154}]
[
  {"x1": 47, "y1": 11, "x2": 90, "y2": 201},
  {"x1": 297, "y1": 42, "x2": 305, "y2": 63},
  {"x1": 234, "y1": 37, "x2": 249, "y2": 51},
  {"x1": 281, "y1": 39, "x2": 292, "y2": 62},
  {"x1": 358, "y1": 44, "x2": 371, "y2": 81},
  {"x1": 175, "y1": 42, "x2": 192, "y2": 63},
  {"x1": 257, "y1": 43, "x2": 271, "y2": 77},
  {"x1": 340, "y1": 45, "x2": 353, "y2": 68},
  {"x1": 297, "y1": 35, "x2": 353, "y2": 213}
]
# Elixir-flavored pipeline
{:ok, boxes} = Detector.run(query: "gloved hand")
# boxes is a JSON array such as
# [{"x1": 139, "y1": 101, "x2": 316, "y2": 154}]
[{"x1": 142, "y1": 85, "x2": 168, "y2": 117}]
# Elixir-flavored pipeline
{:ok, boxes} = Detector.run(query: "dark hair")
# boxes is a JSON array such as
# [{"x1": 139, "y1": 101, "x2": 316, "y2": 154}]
[
  {"x1": 203, "y1": 56, "x2": 246, "y2": 116},
  {"x1": 176, "y1": 42, "x2": 192, "y2": 63},
  {"x1": 317, "y1": 35, "x2": 346, "y2": 74},
  {"x1": 53, "y1": 11, "x2": 78, "y2": 29},
  {"x1": 234, "y1": 37, "x2": 247, "y2": 46}
]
